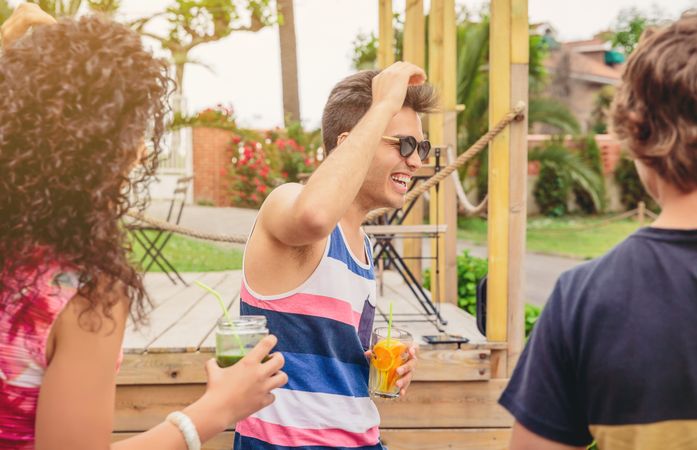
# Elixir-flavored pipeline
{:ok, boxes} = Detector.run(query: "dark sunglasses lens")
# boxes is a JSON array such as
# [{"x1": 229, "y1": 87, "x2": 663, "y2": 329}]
[
  {"x1": 400, "y1": 136, "x2": 417, "y2": 158},
  {"x1": 418, "y1": 140, "x2": 431, "y2": 161}
]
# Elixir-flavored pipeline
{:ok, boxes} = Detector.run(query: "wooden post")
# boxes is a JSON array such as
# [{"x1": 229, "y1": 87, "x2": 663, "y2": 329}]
[
  {"x1": 487, "y1": 0, "x2": 511, "y2": 347},
  {"x1": 428, "y1": 0, "x2": 458, "y2": 304},
  {"x1": 402, "y1": 0, "x2": 425, "y2": 283},
  {"x1": 638, "y1": 201, "x2": 646, "y2": 227},
  {"x1": 506, "y1": 0, "x2": 529, "y2": 375},
  {"x1": 378, "y1": 0, "x2": 394, "y2": 69}
]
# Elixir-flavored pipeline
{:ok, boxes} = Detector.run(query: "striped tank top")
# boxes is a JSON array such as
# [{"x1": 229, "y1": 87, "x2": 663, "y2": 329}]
[{"x1": 234, "y1": 224, "x2": 383, "y2": 450}]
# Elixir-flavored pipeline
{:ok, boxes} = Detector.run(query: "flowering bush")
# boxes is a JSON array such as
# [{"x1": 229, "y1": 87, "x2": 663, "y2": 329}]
[
  {"x1": 226, "y1": 124, "x2": 321, "y2": 208},
  {"x1": 169, "y1": 103, "x2": 237, "y2": 131},
  {"x1": 228, "y1": 140, "x2": 276, "y2": 208}
]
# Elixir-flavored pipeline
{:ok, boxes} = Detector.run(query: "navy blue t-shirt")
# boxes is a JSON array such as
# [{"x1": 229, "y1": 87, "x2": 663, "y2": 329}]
[{"x1": 500, "y1": 227, "x2": 697, "y2": 448}]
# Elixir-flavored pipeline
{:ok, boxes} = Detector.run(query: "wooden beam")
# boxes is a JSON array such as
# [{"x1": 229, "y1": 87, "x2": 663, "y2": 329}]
[
  {"x1": 378, "y1": 0, "x2": 394, "y2": 69},
  {"x1": 114, "y1": 380, "x2": 512, "y2": 431},
  {"x1": 402, "y1": 0, "x2": 425, "y2": 284},
  {"x1": 486, "y1": 0, "x2": 512, "y2": 345},
  {"x1": 403, "y1": 0, "x2": 425, "y2": 66},
  {"x1": 380, "y1": 428, "x2": 512, "y2": 450},
  {"x1": 508, "y1": 0, "x2": 529, "y2": 376},
  {"x1": 114, "y1": 428, "x2": 513, "y2": 450},
  {"x1": 116, "y1": 348, "x2": 492, "y2": 385},
  {"x1": 427, "y1": 0, "x2": 458, "y2": 305}
]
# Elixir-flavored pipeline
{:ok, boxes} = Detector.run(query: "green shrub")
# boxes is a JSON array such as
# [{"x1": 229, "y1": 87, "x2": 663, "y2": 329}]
[
  {"x1": 614, "y1": 157, "x2": 658, "y2": 211},
  {"x1": 574, "y1": 135, "x2": 605, "y2": 214},
  {"x1": 423, "y1": 250, "x2": 487, "y2": 315},
  {"x1": 525, "y1": 304, "x2": 542, "y2": 339},
  {"x1": 534, "y1": 164, "x2": 570, "y2": 217},
  {"x1": 424, "y1": 250, "x2": 543, "y2": 339}
]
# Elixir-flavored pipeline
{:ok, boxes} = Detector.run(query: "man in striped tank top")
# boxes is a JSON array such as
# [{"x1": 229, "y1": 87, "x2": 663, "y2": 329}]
[{"x1": 234, "y1": 62, "x2": 438, "y2": 449}]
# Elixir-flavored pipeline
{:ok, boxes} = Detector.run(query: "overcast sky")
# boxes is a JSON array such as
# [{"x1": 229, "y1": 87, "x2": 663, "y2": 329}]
[{"x1": 17, "y1": 0, "x2": 695, "y2": 129}]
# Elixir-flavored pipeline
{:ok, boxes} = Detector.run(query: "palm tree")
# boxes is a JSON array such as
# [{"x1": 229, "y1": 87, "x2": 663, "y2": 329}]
[
  {"x1": 529, "y1": 141, "x2": 606, "y2": 213},
  {"x1": 277, "y1": 0, "x2": 300, "y2": 125}
]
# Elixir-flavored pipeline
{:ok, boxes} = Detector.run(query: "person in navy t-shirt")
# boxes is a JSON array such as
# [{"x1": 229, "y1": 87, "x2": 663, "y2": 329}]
[{"x1": 501, "y1": 12, "x2": 697, "y2": 450}]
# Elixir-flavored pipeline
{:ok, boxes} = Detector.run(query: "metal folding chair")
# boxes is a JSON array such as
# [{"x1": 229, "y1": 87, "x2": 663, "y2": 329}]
[
  {"x1": 366, "y1": 149, "x2": 448, "y2": 327},
  {"x1": 128, "y1": 176, "x2": 192, "y2": 285}
]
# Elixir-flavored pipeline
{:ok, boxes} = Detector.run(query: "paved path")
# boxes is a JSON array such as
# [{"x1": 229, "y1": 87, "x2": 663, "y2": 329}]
[{"x1": 146, "y1": 201, "x2": 585, "y2": 306}]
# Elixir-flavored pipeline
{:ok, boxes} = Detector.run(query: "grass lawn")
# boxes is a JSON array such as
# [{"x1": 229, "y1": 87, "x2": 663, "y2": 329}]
[
  {"x1": 458, "y1": 215, "x2": 644, "y2": 260},
  {"x1": 129, "y1": 230, "x2": 243, "y2": 272}
]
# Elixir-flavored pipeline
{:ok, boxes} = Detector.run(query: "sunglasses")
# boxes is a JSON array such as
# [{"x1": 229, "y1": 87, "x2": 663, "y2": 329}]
[{"x1": 382, "y1": 135, "x2": 432, "y2": 161}]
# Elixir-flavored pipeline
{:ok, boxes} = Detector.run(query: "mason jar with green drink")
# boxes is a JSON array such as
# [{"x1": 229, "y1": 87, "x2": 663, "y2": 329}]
[{"x1": 215, "y1": 315, "x2": 269, "y2": 367}]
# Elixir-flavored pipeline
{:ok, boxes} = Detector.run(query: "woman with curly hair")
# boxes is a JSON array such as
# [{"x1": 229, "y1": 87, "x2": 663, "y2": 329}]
[{"x1": 0, "y1": 5, "x2": 286, "y2": 450}]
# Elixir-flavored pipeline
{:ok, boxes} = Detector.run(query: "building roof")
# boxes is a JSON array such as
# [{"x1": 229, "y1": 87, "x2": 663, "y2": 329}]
[{"x1": 544, "y1": 39, "x2": 624, "y2": 85}]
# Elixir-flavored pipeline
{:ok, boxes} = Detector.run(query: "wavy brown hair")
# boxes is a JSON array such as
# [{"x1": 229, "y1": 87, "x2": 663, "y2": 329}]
[
  {"x1": 610, "y1": 12, "x2": 697, "y2": 193},
  {"x1": 0, "y1": 14, "x2": 172, "y2": 330}
]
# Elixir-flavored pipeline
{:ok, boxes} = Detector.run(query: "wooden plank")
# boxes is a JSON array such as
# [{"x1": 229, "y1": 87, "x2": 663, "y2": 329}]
[
  {"x1": 487, "y1": 0, "x2": 512, "y2": 344},
  {"x1": 490, "y1": 349, "x2": 508, "y2": 379},
  {"x1": 112, "y1": 432, "x2": 236, "y2": 450},
  {"x1": 428, "y1": 0, "x2": 444, "y2": 307},
  {"x1": 113, "y1": 428, "x2": 513, "y2": 450},
  {"x1": 364, "y1": 224, "x2": 447, "y2": 235},
  {"x1": 117, "y1": 351, "x2": 214, "y2": 385},
  {"x1": 427, "y1": 0, "x2": 458, "y2": 306},
  {"x1": 378, "y1": 0, "x2": 394, "y2": 69},
  {"x1": 117, "y1": 348, "x2": 489, "y2": 385},
  {"x1": 507, "y1": 0, "x2": 529, "y2": 376},
  {"x1": 415, "y1": 349, "x2": 491, "y2": 381},
  {"x1": 511, "y1": 0, "x2": 529, "y2": 64},
  {"x1": 403, "y1": 0, "x2": 425, "y2": 67},
  {"x1": 113, "y1": 380, "x2": 512, "y2": 431},
  {"x1": 415, "y1": 165, "x2": 436, "y2": 177},
  {"x1": 122, "y1": 272, "x2": 228, "y2": 354},
  {"x1": 375, "y1": 380, "x2": 512, "y2": 428},
  {"x1": 403, "y1": 0, "x2": 425, "y2": 285},
  {"x1": 508, "y1": 62, "x2": 529, "y2": 375},
  {"x1": 142, "y1": 272, "x2": 201, "y2": 309},
  {"x1": 147, "y1": 272, "x2": 243, "y2": 353},
  {"x1": 380, "y1": 428, "x2": 512, "y2": 450}
]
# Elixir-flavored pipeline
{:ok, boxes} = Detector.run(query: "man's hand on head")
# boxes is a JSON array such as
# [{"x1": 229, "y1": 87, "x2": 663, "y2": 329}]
[
  {"x1": 371, "y1": 61, "x2": 427, "y2": 117},
  {"x1": 1, "y1": 3, "x2": 56, "y2": 50}
]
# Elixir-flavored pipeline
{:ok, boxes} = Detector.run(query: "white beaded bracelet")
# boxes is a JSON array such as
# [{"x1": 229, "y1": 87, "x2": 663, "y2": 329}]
[{"x1": 166, "y1": 411, "x2": 201, "y2": 450}]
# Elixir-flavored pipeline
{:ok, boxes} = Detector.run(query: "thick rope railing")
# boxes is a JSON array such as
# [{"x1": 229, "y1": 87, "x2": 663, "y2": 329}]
[
  {"x1": 363, "y1": 101, "x2": 526, "y2": 223},
  {"x1": 126, "y1": 211, "x2": 249, "y2": 244},
  {"x1": 126, "y1": 102, "x2": 527, "y2": 242}
]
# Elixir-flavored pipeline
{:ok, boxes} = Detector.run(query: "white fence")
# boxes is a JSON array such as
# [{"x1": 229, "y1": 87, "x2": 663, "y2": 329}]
[{"x1": 149, "y1": 126, "x2": 194, "y2": 203}]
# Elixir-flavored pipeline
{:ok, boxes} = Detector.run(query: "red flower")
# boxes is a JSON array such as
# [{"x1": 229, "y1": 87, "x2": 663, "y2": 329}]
[
  {"x1": 257, "y1": 185, "x2": 267, "y2": 193},
  {"x1": 231, "y1": 134, "x2": 242, "y2": 144}
]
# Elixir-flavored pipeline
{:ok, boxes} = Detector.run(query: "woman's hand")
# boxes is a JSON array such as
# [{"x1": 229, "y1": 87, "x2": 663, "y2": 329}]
[
  {"x1": 194, "y1": 335, "x2": 288, "y2": 428},
  {"x1": 1, "y1": 3, "x2": 56, "y2": 49}
]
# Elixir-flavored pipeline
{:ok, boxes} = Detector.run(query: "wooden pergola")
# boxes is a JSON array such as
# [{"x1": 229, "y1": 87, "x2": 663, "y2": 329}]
[{"x1": 376, "y1": 0, "x2": 529, "y2": 445}]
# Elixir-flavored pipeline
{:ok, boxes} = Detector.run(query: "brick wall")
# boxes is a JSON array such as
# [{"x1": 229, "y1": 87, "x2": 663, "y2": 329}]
[{"x1": 192, "y1": 127, "x2": 236, "y2": 206}]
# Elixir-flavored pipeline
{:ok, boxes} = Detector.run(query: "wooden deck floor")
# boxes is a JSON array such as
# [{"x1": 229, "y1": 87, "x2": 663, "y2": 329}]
[
  {"x1": 124, "y1": 270, "x2": 492, "y2": 355},
  {"x1": 115, "y1": 270, "x2": 512, "y2": 450}
]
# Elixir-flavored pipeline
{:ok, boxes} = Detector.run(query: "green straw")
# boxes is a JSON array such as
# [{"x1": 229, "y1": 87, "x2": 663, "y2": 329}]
[
  {"x1": 387, "y1": 301, "x2": 393, "y2": 343},
  {"x1": 194, "y1": 280, "x2": 246, "y2": 356}
]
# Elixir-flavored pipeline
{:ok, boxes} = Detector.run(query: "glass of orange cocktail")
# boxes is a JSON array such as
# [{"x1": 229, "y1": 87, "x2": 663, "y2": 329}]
[{"x1": 368, "y1": 327, "x2": 412, "y2": 398}]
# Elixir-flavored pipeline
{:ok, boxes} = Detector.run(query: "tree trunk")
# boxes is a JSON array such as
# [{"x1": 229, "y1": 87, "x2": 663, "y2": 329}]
[{"x1": 277, "y1": 0, "x2": 300, "y2": 126}]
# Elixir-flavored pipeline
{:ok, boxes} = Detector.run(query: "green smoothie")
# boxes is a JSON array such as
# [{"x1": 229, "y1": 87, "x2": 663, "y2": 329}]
[
  {"x1": 216, "y1": 352, "x2": 271, "y2": 368},
  {"x1": 216, "y1": 353, "x2": 244, "y2": 367}
]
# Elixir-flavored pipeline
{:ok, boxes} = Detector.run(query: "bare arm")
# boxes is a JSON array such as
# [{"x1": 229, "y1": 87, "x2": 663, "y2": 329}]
[
  {"x1": 509, "y1": 421, "x2": 586, "y2": 450},
  {"x1": 259, "y1": 62, "x2": 426, "y2": 247},
  {"x1": 35, "y1": 288, "x2": 286, "y2": 450},
  {"x1": 1, "y1": 3, "x2": 55, "y2": 49}
]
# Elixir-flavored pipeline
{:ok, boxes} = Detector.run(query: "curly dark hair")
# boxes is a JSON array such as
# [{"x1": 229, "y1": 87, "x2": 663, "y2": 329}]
[{"x1": 0, "y1": 14, "x2": 172, "y2": 330}]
